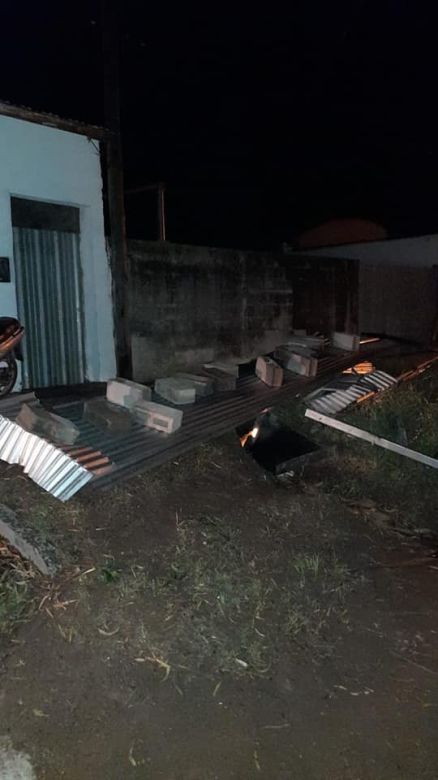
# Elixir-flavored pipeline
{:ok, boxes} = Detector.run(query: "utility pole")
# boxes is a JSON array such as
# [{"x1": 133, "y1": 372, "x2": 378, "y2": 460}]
[{"x1": 101, "y1": 0, "x2": 131, "y2": 377}]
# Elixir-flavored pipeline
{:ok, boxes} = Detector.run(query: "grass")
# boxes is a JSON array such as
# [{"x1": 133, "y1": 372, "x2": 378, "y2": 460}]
[
  {"x1": 96, "y1": 512, "x2": 354, "y2": 680},
  {"x1": 0, "y1": 542, "x2": 37, "y2": 642},
  {"x1": 276, "y1": 363, "x2": 438, "y2": 530}
]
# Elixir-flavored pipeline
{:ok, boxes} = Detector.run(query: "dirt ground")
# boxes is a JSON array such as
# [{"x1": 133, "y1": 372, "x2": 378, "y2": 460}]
[{"x1": 1, "y1": 382, "x2": 438, "y2": 778}]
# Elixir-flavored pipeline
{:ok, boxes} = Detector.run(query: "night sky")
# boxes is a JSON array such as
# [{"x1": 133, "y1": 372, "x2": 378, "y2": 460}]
[{"x1": 2, "y1": 1, "x2": 437, "y2": 249}]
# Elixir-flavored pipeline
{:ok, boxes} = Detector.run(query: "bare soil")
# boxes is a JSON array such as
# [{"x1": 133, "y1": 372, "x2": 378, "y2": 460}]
[{"x1": 0, "y1": 425, "x2": 437, "y2": 779}]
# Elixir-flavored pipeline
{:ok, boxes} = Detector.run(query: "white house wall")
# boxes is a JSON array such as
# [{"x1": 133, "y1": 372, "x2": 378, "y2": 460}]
[
  {"x1": 295, "y1": 233, "x2": 438, "y2": 267},
  {"x1": 0, "y1": 114, "x2": 116, "y2": 385}
]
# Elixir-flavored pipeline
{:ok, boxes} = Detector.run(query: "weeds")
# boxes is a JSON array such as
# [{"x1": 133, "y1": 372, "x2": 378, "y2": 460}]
[
  {"x1": 97, "y1": 513, "x2": 354, "y2": 681},
  {"x1": 0, "y1": 543, "x2": 36, "y2": 640},
  {"x1": 276, "y1": 363, "x2": 438, "y2": 529}
]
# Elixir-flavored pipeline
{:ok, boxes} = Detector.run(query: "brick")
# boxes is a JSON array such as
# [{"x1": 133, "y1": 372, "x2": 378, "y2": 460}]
[
  {"x1": 175, "y1": 373, "x2": 214, "y2": 398},
  {"x1": 332, "y1": 332, "x2": 360, "y2": 351},
  {"x1": 17, "y1": 403, "x2": 79, "y2": 445},
  {"x1": 134, "y1": 400, "x2": 183, "y2": 433},
  {"x1": 84, "y1": 398, "x2": 133, "y2": 432},
  {"x1": 255, "y1": 356, "x2": 283, "y2": 387},
  {"x1": 202, "y1": 367, "x2": 237, "y2": 392},
  {"x1": 106, "y1": 377, "x2": 151, "y2": 409},
  {"x1": 154, "y1": 377, "x2": 196, "y2": 405}
]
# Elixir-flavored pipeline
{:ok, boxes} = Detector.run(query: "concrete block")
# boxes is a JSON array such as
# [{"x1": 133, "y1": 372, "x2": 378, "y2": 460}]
[
  {"x1": 154, "y1": 377, "x2": 196, "y2": 405},
  {"x1": 175, "y1": 373, "x2": 214, "y2": 398},
  {"x1": 17, "y1": 403, "x2": 80, "y2": 446},
  {"x1": 275, "y1": 344, "x2": 313, "y2": 359},
  {"x1": 255, "y1": 356, "x2": 283, "y2": 387},
  {"x1": 0, "y1": 503, "x2": 57, "y2": 575},
  {"x1": 332, "y1": 332, "x2": 360, "y2": 351},
  {"x1": 284, "y1": 353, "x2": 318, "y2": 377},
  {"x1": 284, "y1": 335, "x2": 325, "y2": 351},
  {"x1": 202, "y1": 367, "x2": 237, "y2": 392},
  {"x1": 107, "y1": 377, "x2": 151, "y2": 409},
  {"x1": 275, "y1": 348, "x2": 318, "y2": 377},
  {"x1": 84, "y1": 398, "x2": 133, "y2": 432},
  {"x1": 134, "y1": 400, "x2": 183, "y2": 433},
  {"x1": 203, "y1": 361, "x2": 239, "y2": 377}
]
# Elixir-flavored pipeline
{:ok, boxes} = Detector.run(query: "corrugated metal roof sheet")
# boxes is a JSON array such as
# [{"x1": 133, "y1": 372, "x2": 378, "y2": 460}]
[
  {"x1": 51, "y1": 339, "x2": 397, "y2": 488},
  {"x1": 0, "y1": 339, "x2": 396, "y2": 494},
  {"x1": 306, "y1": 369, "x2": 397, "y2": 414}
]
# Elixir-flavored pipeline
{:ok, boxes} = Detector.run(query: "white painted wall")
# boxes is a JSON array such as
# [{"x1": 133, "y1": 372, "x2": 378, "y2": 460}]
[
  {"x1": 0, "y1": 114, "x2": 116, "y2": 386},
  {"x1": 294, "y1": 234, "x2": 438, "y2": 267}
]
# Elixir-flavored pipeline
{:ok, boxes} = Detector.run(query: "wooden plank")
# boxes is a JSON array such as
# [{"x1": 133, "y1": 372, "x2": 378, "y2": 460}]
[{"x1": 305, "y1": 408, "x2": 438, "y2": 470}]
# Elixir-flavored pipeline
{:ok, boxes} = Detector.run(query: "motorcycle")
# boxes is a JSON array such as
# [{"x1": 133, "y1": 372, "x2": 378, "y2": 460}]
[{"x1": 0, "y1": 317, "x2": 24, "y2": 398}]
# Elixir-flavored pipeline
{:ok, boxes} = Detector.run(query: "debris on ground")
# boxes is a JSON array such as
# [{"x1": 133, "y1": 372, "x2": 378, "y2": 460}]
[{"x1": 305, "y1": 408, "x2": 438, "y2": 470}]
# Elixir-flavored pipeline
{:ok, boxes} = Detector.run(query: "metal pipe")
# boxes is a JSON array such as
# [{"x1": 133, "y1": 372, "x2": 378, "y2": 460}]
[{"x1": 158, "y1": 183, "x2": 166, "y2": 241}]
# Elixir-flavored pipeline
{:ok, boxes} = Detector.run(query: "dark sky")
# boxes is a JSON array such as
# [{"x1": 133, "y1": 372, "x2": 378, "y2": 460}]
[{"x1": 2, "y1": 1, "x2": 438, "y2": 248}]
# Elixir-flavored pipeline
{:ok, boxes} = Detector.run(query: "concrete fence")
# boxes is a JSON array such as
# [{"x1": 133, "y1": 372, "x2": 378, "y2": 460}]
[{"x1": 128, "y1": 241, "x2": 358, "y2": 381}]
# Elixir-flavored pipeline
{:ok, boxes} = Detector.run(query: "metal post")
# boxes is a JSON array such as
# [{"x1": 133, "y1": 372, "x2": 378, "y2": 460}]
[{"x1": 158, "y1": 183, "x2": 166, "y2": 241}]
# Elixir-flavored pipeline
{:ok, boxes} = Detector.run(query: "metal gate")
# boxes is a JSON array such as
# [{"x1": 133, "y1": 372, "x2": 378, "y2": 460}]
[{"x1": 13, "y1": 227, "x2": 85, "y2": 388}]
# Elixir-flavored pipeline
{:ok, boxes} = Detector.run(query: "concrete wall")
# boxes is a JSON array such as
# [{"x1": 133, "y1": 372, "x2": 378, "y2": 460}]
[
  {"x1": 293, "y1": 238, "x2": 438, "y2": 342},
  {"x1": 128, "y1": 242, "x2": 358, "y2": 381},
  {"x1": 294, "y1": 233, "x2": 438, "y2": 267},
  {"x1": 0, "y1": 114, "x2": 116, "y2": 386},
  {"x1": 360, "y1": 264, "x2": 437, "y2": 343}
]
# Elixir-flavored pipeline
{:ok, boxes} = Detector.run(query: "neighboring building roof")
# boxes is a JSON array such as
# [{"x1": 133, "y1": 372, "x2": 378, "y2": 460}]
[
  {"x1": 299, "y1": 218, "x2": 387, "y2": 249},
  {"x1": 0, "y1": 99, "x2": 106, "y2": 140}
]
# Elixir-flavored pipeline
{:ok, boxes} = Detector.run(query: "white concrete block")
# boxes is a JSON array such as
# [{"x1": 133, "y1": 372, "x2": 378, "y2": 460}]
[
  {"x1": 154, "y1": 377, "x2": 196, "y2": 405},
  {"x1": 332, "y1": 332, "x2": 360, "y2": 351},
  {"x1": 107, "y1": 377, "x2": 151, "y2": 409},
  {"x1": 134, "y1": 400, "x2": 183, "y2": 433}
]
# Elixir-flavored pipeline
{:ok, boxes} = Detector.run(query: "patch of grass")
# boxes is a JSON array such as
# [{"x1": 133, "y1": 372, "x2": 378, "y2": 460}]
[
  {"x1": 276, "y1": 365, "x2": 438, "y2": 530},
  {"x1": 97, "y1": 513, "x2": 355, "y2": 680},
  {"x1": 0, "y1": 544, "x2": 36, "y2": 641}
]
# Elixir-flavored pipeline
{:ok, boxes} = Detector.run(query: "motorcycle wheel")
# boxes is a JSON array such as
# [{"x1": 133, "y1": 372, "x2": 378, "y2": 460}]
[{"x1": 0, "y1": 355, "x2": 18, "y2": 398}]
